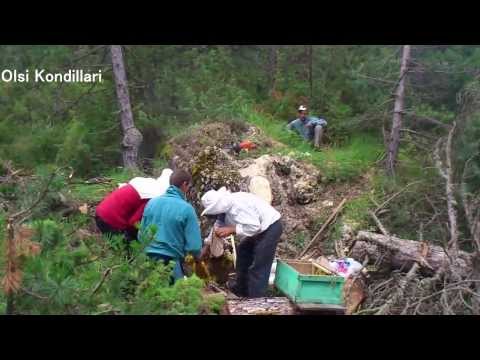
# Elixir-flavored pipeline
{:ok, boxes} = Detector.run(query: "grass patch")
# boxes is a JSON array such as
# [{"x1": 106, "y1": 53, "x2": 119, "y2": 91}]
[
  {"x1": 236, "y1": 104, "x2": 384, "y2": 182},
  {"x1": 70, "y1": 169, "x2": 140, "y2": 204},
  {"x1": 342, "y1": 194, "x2": 375, "y2": 229}
]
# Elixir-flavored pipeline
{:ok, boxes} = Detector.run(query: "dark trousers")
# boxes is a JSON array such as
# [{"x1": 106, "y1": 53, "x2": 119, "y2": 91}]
[
  {"x1": 235, "y1": 220, "x2": 283, "y2": 298},
  {"x1": 95, "y1": 215, "x2": 138, "y2": 258},
  {"x1": 95, "y1": 215, "x2": 138, "y2": 243}
]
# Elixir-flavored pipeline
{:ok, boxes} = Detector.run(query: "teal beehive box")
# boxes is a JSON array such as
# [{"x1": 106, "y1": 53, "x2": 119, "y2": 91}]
[{"x1": 274, "y1": 259, "x2": 345, "y2": 306}]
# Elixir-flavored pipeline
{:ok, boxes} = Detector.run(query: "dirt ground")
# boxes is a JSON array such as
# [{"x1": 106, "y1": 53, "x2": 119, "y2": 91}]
[{"x1": 167, "y1": 121, "x2": 368, "y2": 258}]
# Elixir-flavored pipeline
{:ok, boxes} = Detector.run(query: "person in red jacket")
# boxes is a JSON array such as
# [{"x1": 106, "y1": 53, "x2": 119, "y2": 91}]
[
  {"x1": 95, "y1": 184, "x2": 148, "y2": 242},
  {"x1": 95, "y1": 169, "x2": 172, "y2": 242}
]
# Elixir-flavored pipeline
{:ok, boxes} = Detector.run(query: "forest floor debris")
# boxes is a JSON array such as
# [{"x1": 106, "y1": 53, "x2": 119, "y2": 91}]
[
  {"x1": 5, "y1": 119, "x2": 479, "y2": 315},
  {"x1": 166, "y1": 121, "x2": 373, "y2": 314},
  {"x1": 168, "y1": 121, "x2": 367, "y2": 258}
]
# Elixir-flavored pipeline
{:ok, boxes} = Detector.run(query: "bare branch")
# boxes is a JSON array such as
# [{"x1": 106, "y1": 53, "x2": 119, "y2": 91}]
[
  {"x1": 10, "y1": 170, "x2": 58, "y2": 221},
  {"x1": 369, "y1": 211, "x2": 390, "y2": 236},
  {"x1": 460, "y1": 154, "x2": 480, "y2": 253},
  {"x1": 400, "y1": 128, "x2": 435, "y2": 140},
  {"x1": 376, "y1": 262, "x2": 419, "y2": 315},
  {"x1": 374, "y1": 180, "x2": 423, "y2": 214},
  {"x1": 434, "y1": 122, "x2": 459, "y2": 255},
  {"x1": 298, "y1": 198, "x2": 347, "y2": 259}
]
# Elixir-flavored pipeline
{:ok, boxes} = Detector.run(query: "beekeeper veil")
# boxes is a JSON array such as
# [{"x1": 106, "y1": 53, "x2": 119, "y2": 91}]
[{"x1": 201, "y1": 187, "x2": 233, "y2": 216}]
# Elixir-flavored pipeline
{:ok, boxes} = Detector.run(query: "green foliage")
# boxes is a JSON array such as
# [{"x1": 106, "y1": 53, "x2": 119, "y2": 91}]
[
  {"x1": 10, "y1": 213, "x2": 223, "y2": 315},
  {"x1": 6, "y1": 167, "x2": 68, "y2": 221},
  {"x1": 457, "y1": 110, "x2": 480, "y2": 195},
  {"x1": 32, "y1": 219, "x2": 64, "y2": 251},
  {"x1": 1, "y1": 174, "x2": 222, "y2": 315},
  {"x1": 70, "y1": 169, "x2": 137, "y2": 204},
  {"x1": 2, "y1": 44, "x2": 479, "y2": 178},
  {"x1": 237, "y1": 104, "x2": 383, "y2": 182},
  {"x1": 56, "y1": 119, "x2": 92, "y2": 176},
  {"x1": 3, "y1": 45, "x2": 480, "y2": 314},
  {"x1": 292, "y1": 231, "x2": 307, "y2": 250},
  {"x1": 310, "y1": 136, "x2": 383, "y2": 182},
  {"x1": 204, "y1": 293, "x2": 226, "y2": 314},
  {"x1": 131, "y1": 268, "x2": 205, "y2": 315},
  {"x1": 342, "y1": 195, "x2": 374, "y2": 229},
  {"x1": 411, "y1": 103, "x2": 455, "y2": 126},
  {"x1": 368, "y1": 156, "x2": 446, "y2": 241},
  {"x1": 0, "y1": 122, "x2": 64, "y2": 169}
]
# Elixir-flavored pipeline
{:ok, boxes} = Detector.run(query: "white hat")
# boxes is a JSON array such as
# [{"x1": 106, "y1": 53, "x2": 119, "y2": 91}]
[
  {"x1": 201, "y1": 187, "x2": 231, "y2": 216},
  {"x1": 298, "y1": 105, "x2": 307, "y2": 111}
]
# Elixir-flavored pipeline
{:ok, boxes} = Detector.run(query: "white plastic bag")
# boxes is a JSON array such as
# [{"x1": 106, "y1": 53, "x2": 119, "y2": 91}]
[
  {"x1": 269, "y1": 260, "x2": 277, "y2": 285},
  {"x1": 329, "y1": 258, "x2": 363, "y2": 278}
]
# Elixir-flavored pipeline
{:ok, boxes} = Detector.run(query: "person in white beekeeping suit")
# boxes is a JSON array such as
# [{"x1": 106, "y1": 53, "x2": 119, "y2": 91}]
[{"x1": 200, "y1": 187, "x2": 283, "y2": 298}]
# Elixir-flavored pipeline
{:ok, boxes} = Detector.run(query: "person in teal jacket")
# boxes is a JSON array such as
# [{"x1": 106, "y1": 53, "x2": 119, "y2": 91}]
[
  {"x1": 287, "y1": 105, "x2": 327, "y2": 148},
  {"x1": 139, "y1": 169, "x2": 203, "y2": 283}
]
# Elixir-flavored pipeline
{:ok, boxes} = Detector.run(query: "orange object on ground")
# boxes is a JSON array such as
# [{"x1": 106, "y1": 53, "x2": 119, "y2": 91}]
[{"x1": 239, "y1": 140, "x2": 257, "y2": 151}]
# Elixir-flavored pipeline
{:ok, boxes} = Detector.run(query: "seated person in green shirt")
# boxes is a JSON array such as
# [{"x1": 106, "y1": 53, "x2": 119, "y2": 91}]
[
  {"x1": 287, "y1": 105, "x2": 327, "y2": 148},
  {"x1": 139, "y1": 169, "x2": 203, "y2": 283}
]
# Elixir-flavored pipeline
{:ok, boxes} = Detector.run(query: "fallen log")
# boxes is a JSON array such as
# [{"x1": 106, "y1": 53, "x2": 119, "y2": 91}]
[
  {"x1": 376, "y1": 262, "x2": 419, "y2": 315},
  {"x1": 350, "y1": 231, "x2": 474, "y2": 275}
]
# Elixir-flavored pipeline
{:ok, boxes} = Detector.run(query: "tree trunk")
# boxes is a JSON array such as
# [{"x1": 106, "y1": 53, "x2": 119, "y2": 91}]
[
  {"x1": 110, "y1": 45, "x2": 143, "y2": 170},
  {"x1": 350, "y1": 231, "x2": 473, "y2": 276},
  {"x1": 308, "y1": 45, "x2": 314, "y2": 102},
  {"x1": 444, "y1": 123, "x2": 458, "y2": 254},
  {"x1": 268, "y1": 45, "x2": 280, "y2": 96},
  {"x1": 386, "y1": 45, "x2": 411, "y2": 176}
]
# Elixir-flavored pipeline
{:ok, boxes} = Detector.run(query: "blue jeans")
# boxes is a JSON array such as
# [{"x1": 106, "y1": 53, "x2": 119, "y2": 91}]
[{"x1": 147, "y1": 253, "x2": 185, "y2": 284}]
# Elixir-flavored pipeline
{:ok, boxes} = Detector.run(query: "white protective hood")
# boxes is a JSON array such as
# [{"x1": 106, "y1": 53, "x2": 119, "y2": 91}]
[
  {"x1": 201, "y1": 188, "x2": 281, "y2": 239},
  {"x1": 201, "y1": 187, "x2": 233, "y2": 216}
]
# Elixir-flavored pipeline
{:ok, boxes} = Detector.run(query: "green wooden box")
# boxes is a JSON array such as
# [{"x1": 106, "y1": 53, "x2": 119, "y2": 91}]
[{"x1": 274, "y1": 259, "x2": 345, "y2": 306}]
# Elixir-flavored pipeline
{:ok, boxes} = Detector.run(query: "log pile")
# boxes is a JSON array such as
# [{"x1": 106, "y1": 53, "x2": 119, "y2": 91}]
[{"x1": 350, "y1": 231, "x2": 474, "y2": 276}]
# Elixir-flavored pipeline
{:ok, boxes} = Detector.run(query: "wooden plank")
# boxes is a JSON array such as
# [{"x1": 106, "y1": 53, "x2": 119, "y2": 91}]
[{"x1": 312, "y1": 262, "x2": 335, "y2": 276}]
